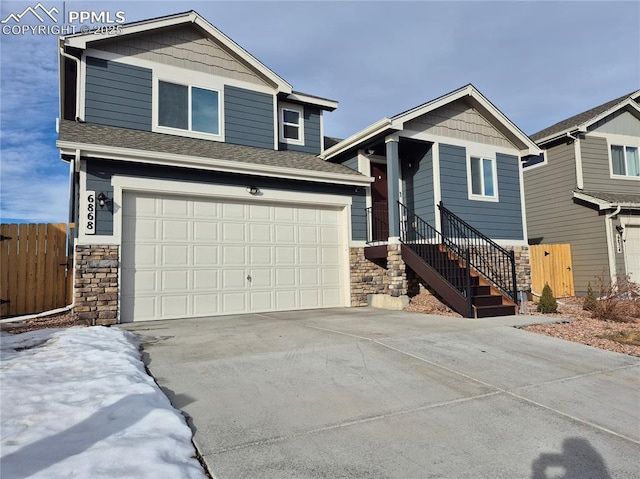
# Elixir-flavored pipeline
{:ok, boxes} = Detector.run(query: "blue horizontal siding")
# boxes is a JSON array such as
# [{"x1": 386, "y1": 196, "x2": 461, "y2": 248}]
[
  {"x1": 84, "y1": 57, "x2": 152, "y2": 131},
  {"x1": 402, "y1": 145, "x2": 434, "y2": 225},
  {"x1": 279, "y1": 106, "x2": 322, "y2": 155},
  {"x1": 440, "y1": 144, "x2": 523, "y2": 240},
  {"x1": 224, "y1": 85, "x2": 274, "y2": 149},
  {"x1": 342, "y1": 156, "x2": 366, "y2": 241}
]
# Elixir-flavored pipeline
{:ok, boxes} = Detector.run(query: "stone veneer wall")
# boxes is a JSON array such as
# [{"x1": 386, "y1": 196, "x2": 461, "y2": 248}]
[
  {"x1": 512, "y1": 246, "x2": 531, "y2": 294},
  {"x1": 386, "y1": 244, "x2": 407, "y2": 297},
  {"x1": 74, "y1": 245, "x2": 119, "y2": 325},
  {"x1": 349, "y1": 248, "x2": 388, "y2": 306}
]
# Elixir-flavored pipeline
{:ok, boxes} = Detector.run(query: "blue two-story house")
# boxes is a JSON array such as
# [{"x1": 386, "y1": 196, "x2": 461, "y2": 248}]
[
  {"x1": 58, "y1": 11, "x2": 371, "y2": 323},
  {"x1": 59, "y1": 11, "x2": 540, "y2": 323}
]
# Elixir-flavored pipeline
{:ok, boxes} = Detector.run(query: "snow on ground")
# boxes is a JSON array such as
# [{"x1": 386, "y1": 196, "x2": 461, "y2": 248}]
[{"x1": 0, "y1": 326, "x2": 207, "y2": 479}]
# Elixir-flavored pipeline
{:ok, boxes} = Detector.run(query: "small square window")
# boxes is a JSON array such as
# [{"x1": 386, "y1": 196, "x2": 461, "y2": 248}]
[
  {"x1": 279, "y1": 104, "x2": 304, "y2": 145},
  {"x1": 469, "y1": 156, "x2": 497, "y2": 199}
]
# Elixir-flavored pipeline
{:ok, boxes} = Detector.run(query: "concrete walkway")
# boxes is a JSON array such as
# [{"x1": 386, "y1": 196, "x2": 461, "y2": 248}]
[{"x1": 123, "y1": 308, "x2": 640, "y2": 478}]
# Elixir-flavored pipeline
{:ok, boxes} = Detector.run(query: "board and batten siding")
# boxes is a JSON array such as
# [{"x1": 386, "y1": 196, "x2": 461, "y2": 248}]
[
  {"x1": 581, "y1": 134, "x2": 640, "y2": 194},
  {"x1": 523, "y1": 141, "x2": 609, "y2": 295},
  {"x1": 85, "y1": 57, "x2": 152, "y2": 131},
  {"x1": 84, "y1": 159, "x2": 356, "y2": 237},
  {"x1": 439, "y1": 144, "x2": 523, "y2": 240},
  {"x1": 224, "y1": 85, "x2": 274, "y2": 149},
  {"x1": 402, "y1": 144, "x2": 435, "y2": 225},
  {"x1": 94, "y1": 25, "x2": 268, "y2": 87},
  {"x1": 342, "y1": 157, "x2": 367, "y2": 241},
  {"x1": 279, "y1": 106, "x2": 322, "y2": 155}
]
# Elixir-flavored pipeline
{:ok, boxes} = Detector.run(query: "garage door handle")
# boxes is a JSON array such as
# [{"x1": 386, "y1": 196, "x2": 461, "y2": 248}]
[{"x1": 246, "y1": 275, "x2": 252, "y2": 282}]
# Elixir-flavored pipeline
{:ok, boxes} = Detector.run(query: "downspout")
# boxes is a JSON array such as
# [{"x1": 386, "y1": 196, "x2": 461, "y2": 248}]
[
  {"x1": 566, "y1": 132, "x2": 584, "y2": 190},
  {"x1": 59, "y1": 46, "x2": 81, "y2": 121},
  {"x1": 605, "y1": 205, "x2": 621, "y2": 285}
]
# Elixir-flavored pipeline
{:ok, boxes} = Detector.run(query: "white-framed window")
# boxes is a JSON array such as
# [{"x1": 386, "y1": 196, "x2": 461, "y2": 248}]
[
  {"x1": 610, "y1": 144, "x2": 640, "y2": 178},
  {"x1": 468, "y1": 156, "x2": 498, "y2": 201},
  {"x1": 158, "y1": 80, "x2": 221, "y2": 137},
  {"x1": 279, "y1": 104, "x2": 304, "y2": 145}
]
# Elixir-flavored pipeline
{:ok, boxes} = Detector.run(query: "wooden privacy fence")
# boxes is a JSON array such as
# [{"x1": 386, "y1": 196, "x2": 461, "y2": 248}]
[
  {"x1": 1, "y1": 223, "x2": 71, "y2": 318},
  {"x1": 530, "y1": 244, "x2": 575, "y2": 297}
]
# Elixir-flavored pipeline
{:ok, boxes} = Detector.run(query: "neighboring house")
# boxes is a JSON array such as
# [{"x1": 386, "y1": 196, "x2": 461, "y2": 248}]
[
  {"x1": 57, "y1": 11, "x2": 371, "y2": 323},
  {"x1": 523, "y1": 91, "x2": 640, "y2": 295},
  {"x1": 323, "y1": 85, "x2": 541, "y2": 317}
]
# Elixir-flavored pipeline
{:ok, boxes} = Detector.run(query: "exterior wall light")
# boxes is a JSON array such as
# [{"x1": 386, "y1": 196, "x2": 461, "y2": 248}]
[
  {"x1": 97, "y1": 192, "x2": 108, "y2": 209},
  {"x1": 246, "y1": 186, "x2": 261, "y2": 196}
]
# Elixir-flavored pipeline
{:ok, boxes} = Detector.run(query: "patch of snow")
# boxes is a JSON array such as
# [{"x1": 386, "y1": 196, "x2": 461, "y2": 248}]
[{"x1": 1, "y1": 327, "x2": 207, "y2": 478}]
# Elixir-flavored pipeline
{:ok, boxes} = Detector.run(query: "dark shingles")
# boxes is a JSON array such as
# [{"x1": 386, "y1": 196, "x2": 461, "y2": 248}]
[
  {"x1": 531, "y1": 93, "x2": 635, "y2": 142},
  {"x1": 58, "y1": 121, "x2": 362, "y2": 177}
]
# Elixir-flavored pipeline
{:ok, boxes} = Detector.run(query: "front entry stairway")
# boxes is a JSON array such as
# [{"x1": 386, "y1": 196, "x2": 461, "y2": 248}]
[{"x1": 365, "y1": 202, "x2": 518, "y2": 318}]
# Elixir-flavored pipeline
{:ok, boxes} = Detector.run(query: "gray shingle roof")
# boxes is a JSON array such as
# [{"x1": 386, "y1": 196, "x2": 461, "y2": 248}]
[
  {"x1": 58, "y1": 121, "x2": 362, "y2": 177},
  {"x1": 578, "y1": 190, "x2": 640, "y2": 207},
  {"x1": 531, "y1": 92, "x2": 636, "y2": 142}
]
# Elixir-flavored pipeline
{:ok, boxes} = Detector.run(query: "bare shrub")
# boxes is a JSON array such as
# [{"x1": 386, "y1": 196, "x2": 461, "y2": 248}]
[{"x1": 592, "y1": 273, "x2": 640, "y2": 323}]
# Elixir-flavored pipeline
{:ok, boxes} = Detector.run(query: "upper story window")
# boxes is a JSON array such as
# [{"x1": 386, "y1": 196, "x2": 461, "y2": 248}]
[
  {"x1": 469, "y1": 156, "x2": 498, "y2": 200},
  {"x1": 158, "y1": 81, "x2": 220, "y2": 136},
  {"x1": 611, "y1": 144, "x2": 639, "y2": 178},
  {"x1": 279, "y1": 104, "x2": 304, "y2": 145}
]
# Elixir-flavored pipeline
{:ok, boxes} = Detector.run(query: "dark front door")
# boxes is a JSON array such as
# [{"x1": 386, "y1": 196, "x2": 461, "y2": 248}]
[{"x1": 371, "y1": 162, "x2": 389, "y2": 240}]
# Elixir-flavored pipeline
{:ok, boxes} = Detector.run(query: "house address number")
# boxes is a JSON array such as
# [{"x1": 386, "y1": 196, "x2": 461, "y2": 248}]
[{"x1": 86, "y1": 190, "x2": 96, "y2": 235}]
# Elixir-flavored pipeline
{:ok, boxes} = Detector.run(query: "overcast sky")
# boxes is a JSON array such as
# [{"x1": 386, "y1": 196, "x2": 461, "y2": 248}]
[{"x1": 1, "y1": 0, "x2": 639, "y2": 223}]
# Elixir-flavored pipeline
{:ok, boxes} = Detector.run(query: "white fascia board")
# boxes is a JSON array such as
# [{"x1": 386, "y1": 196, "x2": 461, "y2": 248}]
[
  {"x1": 286, "y1": 92, "x2": 338, "y2": 111},
  {"x1": 572, "y1": 191, "x2": 640, "y2": 211},
  {"x1": 321, "y1": 118, "x2": 395, "y2": 160},
  {"x1": 63, "y1": 11, "x2": 292, "y2": 93},
  {"x1": 535, "y1": 97, "x2": 640, "y2": 146},
  {"x1": 57, "y1": 141, "x2": 373, "y2": 187},
  {"x1": 389, "y1": 85, "x2": 541, "y2": 156}
]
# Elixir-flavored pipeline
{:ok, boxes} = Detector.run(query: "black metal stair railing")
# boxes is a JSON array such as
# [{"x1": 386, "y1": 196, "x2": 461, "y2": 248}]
[
  {"x1": 398, "y1": 202, "x2": 473, "y2": 316},
  {"x1": 365, "y1": 204, "x2": 389, "y2": 244},
  {"x1": 438, "y1": 202, "x2": 517, "y2": 302}
]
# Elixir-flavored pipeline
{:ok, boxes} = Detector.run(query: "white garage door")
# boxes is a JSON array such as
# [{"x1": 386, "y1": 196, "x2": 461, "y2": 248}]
[
  {"x1": 626, "y1": 225, "x2": 640, "y2": 284},
  {"x1": 121, "y1": 192, "x2": 346, "y2": 322}
]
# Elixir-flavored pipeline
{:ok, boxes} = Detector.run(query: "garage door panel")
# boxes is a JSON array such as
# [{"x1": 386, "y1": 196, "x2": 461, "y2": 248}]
[
  {"x1": 299, "y1": 226, "x2": 318, "y2": 243},
  {"x1": 222, "y1": 203, "x2": 245, "y2": 219},
  {"x1": 193, "y1": 221, "x2": 218, "y2": 241},
  {"x1": 222, "y1": 246, "x2": 245, "y2": 265},
  {"x1": 161, "y1": 270, "x2": 189, "y2": 292},
  {"x1": 162, "y1": 220, "x2": 189, "y2": 241},
  {"x1": 193, "y1": 269, "x2": 218, "y2": 290},
  {"x1": 223, "y1": 292, "x2": 246, "y2": 314},
  {"x1": 223, "y1": 269, "x2": 246, "y2": 289},
  {"x1": 300, "y1": 290, "x2": 319, "y2": 308},
  {"x1": 162, "y1": 245, "x2": 189, "y2": 265},
  {"x1": 222, "y1": 222, "x2": 245, "y2": 242},
  {"x1": 250, "y1": 246, "x2": 271, "y2": 264},
  {"x1": 299, "y1": 247, "x2": 319, "y2": 264},
  {"x1": 194, "y1": 294, "x2": 218, "y2": 316},
  {"x1": 275, "y1": 224, "x2": 295, "y2": 243},
  {"x1": 250, "y1": 291, "x2": 272, "y2": 311},
  {"x1": 193, "y1": 245, "x2": 218, "y2": 265},
  {"x1": 161, "y1": 295, "x2": 189, "y2": 317},
  {"x1": 627, "y1": 226, "x2": 640, "y2": 282},
  {"x1": 249, "y1": 223, "x2": 271, "y2": 242},
  {"x1": 249, "y1": 204, "x2": 271, "y2": 220},
  {"x1": 122, "y1": 192, "x2": 346, "y2": 321}
]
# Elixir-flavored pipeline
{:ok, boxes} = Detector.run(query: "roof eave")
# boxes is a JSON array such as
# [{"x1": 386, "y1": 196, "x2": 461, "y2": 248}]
[
  {"x1": 57, "y1": 140, "x2": 372, "y2": 187},
  {"x1": 285, "y1": 92, "x2": 338, "y2": 111},
  {"x1": 62, "y1": 11, "x2": 293, "y2": 93},
  {"x1": 321, "y1": 118, "x2": 396, "y2": 160},
  {"x1": 573, "y1": 191, "x2": 640, "y2": 210}
]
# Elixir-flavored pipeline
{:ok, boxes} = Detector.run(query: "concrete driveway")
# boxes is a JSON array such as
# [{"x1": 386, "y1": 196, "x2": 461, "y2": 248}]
[{"x1": 123, "y1": 308, "x2": 640, "y2": 478}]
